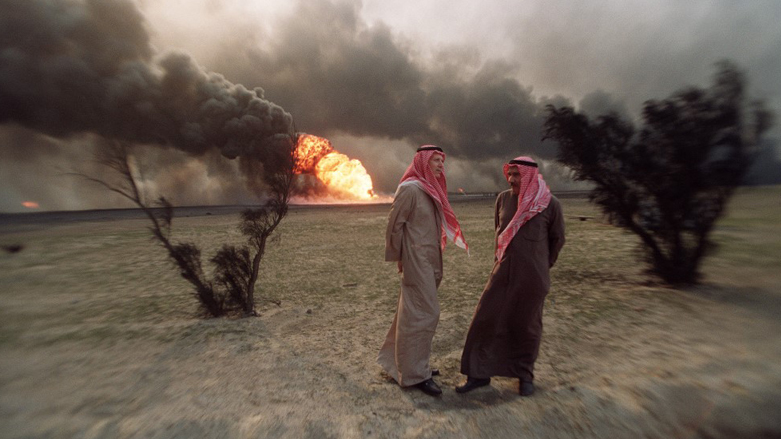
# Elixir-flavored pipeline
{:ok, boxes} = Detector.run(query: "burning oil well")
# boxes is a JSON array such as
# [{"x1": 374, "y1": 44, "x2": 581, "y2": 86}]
[{"x1": 292, "y1": 134, "x2": 380, "y2": 203}]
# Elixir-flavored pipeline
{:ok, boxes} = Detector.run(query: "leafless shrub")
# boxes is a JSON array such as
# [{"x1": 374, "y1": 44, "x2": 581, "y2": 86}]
[{"x1": 74, "y1": 132, "x2": 296, "y2": 317}]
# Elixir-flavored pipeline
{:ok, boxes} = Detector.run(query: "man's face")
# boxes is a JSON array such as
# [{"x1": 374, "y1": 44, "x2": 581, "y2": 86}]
[
  {"x1": 428, "y1": 154, "x2": 444, "y2": 178},
  {"x1": 507, "y1": 167, "x2": 521, "y2": 194}
]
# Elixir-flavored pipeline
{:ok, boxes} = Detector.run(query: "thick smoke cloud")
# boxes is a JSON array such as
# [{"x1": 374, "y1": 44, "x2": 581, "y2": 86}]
[
  {"x1": 210, "y1": 1, "x2": 560, "y2": 162},
  {"x1": 1, "y1": 0, "x2": 778, "y2": 212},
  {"x1": 194, "y1": 0, "x2": 581, "y2": 195},
  {"x1": 199, "y1": 0, "x2": 780, "y2": 193},
  {"x1": 0, "y1": 0, "x2": 293, "y2": 210}
]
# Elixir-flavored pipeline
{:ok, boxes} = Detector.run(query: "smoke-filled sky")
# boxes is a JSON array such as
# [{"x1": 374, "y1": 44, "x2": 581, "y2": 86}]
[{"x1": 1, "y1": 0, "x2": 780, "y2": 212}]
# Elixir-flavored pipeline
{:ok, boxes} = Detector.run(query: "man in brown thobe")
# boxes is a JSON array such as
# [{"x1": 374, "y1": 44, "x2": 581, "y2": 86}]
[
  {"x1": 378, "y1": 145, "x2": 468, "y2": 397},
  {"x1": 457, "y1": 156, "x2": 565, "y2": 396}
]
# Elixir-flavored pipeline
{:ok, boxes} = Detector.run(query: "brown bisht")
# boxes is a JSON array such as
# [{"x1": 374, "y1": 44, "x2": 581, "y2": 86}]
[
  {"x1": 377, "y1": 182, "x2": 443, "y2": 386},
  {"x1": 378, "y1": 146, "x2": 468, "y2": 387}
]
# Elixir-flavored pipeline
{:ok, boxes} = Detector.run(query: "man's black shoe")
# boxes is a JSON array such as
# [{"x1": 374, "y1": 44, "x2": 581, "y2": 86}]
[
  {"x1": 431, "y1": 369, "x2": 440, "y2": 376},
  {"x1": 455, "y1": 377, "x2": 491, "y2": 393},
  {"x1": 519, "y1": 380, "x2": 535, "y2": 396},
  {"x1": 414, "y1": 378, "x2": 443, "y2": 396}
]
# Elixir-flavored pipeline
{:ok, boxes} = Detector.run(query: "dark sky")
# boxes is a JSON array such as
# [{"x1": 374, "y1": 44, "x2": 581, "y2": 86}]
[{"x1": 1, "y1": 0, "x2": 779, "y2": 211}]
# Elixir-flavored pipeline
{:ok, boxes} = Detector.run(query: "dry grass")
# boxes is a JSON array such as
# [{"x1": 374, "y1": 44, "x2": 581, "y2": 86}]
[{"x1": 1, "y1": 187, "x2": 780, "y2": 438}]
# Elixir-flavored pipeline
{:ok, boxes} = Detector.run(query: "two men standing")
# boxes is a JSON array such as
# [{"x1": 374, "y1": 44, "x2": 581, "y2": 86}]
[{"x1": 379, "y1": 150, "x2": 565, "y2": 398}]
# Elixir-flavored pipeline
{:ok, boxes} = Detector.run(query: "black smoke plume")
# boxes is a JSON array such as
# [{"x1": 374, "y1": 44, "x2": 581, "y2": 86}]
[
  {"x1": 0, "y1": 0, "x2": 294, "y2": 199},
  {"x1": 2, "y1": 0, "x2": 778, "y2": 211}
]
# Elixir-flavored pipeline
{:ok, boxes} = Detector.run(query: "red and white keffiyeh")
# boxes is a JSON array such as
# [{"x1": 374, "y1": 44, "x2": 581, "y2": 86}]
[
  {"x1": 397, "y1": 145, "x2": 468, "y2": 253},
  {"x1": 495, "y1": 156, "x2": 551, "y2": 262}
]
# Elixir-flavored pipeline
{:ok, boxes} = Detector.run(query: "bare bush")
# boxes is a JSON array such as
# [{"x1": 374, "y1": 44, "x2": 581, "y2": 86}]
[{"x1": 75, "y1": 133, "x2": 296, "y2": 317}]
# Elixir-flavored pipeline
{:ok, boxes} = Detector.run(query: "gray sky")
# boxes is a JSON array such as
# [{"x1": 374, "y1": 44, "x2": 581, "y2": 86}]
[{"x1": 1, "y1": 0, "x2": 779, "y2": 212}]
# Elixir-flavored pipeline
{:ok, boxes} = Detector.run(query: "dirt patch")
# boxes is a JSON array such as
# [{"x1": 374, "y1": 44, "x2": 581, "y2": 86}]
[{"x1": 1, "y1": 189, "x2": 780, "y2": 438}]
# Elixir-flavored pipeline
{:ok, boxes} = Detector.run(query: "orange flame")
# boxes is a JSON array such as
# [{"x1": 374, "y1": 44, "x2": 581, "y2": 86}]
[
  {"x1": 22, "y1": 201, "x2": 39, "y2": 209},
  {"x1": 294, "y1": 134, "x2": 333, "y2": 173},
  {"x1": 294, "y1": 134, "x2": 378, "y2": 202},
  {"x1": 315, "y1": 152, "x2": 376, "y2": 201}
]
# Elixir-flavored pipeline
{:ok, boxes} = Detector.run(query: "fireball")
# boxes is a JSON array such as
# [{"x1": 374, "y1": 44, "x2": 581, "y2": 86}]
[
  {"x1": 315, "y1": 152, "x2": 376, "y2": 201},
  {"x1": 294, "y1": 134, "x2": 378, "y2": 202},
  {"x1": 294, "y1": 134, "x2": 333, "y2": 174}
]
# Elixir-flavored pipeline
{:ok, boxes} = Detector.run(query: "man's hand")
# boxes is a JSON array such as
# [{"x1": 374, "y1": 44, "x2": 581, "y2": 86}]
[{"x1": 397, "y1": 260, "x2": 403, "y2": 273}]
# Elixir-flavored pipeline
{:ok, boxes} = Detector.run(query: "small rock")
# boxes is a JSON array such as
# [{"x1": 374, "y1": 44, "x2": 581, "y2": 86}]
[{"x1": 2, "y1": 244, "x2": 23, "y2": 254}]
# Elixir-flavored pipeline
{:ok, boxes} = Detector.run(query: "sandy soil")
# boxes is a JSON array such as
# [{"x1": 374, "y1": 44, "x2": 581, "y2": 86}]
[{"x1": 1, "y1": 193, "x2": 780, "y2": 438}]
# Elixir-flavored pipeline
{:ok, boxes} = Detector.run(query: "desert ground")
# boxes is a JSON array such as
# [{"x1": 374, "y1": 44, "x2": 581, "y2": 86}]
[{"x1": 1, "y1": 187, "x2": 780, "y2": 439}]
